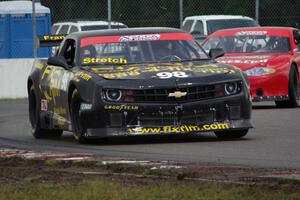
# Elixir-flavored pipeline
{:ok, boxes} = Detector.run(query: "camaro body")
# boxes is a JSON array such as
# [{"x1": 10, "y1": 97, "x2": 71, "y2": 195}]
[{"x1": 28, "y1": 28, "x2": 252, "y2": 138}]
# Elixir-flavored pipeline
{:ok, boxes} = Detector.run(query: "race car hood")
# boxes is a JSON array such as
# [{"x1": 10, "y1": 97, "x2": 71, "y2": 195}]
[
  {"x1": 85, "y1": 62, "x2": 243, "y2": 87},
  {"x1": 216, "y1": 53, "x2": 292, "y2": 71}
]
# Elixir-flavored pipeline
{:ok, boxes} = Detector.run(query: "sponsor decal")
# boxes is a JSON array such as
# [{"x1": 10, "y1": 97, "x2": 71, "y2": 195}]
[
  {"x1": 104, "y1": 104, "x2": 139, "y2": 111},
  {"x1": 236, "y1": 31, "x2": 268, "y2": 36},
  {"x1": 119, "y1": 34, "x2": 160, "y2": 42},
  {"x1": 128, "y1": 123, "x2": 230, "y2": 134},
  {"x1": 42, "y1": 35, "x2": 65, "y2": 41},
  {"x1": 93, "y1": 65, "x2": 237, "y2": 79},
  {"x1": 168, "y1": 91, "x2": 187, "y2": 98},
  {"x1": 53, "y1": 107, "x2": 66, "y2": 115},
  {"x1": 41, "y1": 66, "x2": 70, "y2": 103},
  {"x1": 34, "y1": 60, "x2": 44, "y2": 70},
  {"x1": 219, "y1": 59, "x2": 268, "y2": 64},
  {"x1": 57, "y1": 117, "x2": 66, "y2": 125},
  {"x1": 218, "y1": 55, "x2": 270, "y2": 64},
  {"x1": 74, "y1": 71, "x2": 92, "y2": 81},
  {"x1": 41, "y1": 99, "x2": 48, "y2": 111},
  {"x1": 80, "y1": 103, "x2": 92, "y2": 111},
  {"x1": 83, "y1": 57, "x2": 127, "y2": 65}
]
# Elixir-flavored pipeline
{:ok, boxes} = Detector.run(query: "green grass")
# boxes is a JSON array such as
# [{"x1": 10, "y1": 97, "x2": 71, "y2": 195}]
[{"x1": 0, "y1": 178, "x2": 299, "y2": 200}]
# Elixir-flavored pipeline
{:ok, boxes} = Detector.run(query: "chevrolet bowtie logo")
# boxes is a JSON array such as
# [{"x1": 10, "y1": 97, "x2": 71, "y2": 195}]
[{"x1": 168, "y1": 91, "x2": 187, "y2": 98}]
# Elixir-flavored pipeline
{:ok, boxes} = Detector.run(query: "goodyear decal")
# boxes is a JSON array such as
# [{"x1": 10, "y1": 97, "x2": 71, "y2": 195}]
[
  {"x1": 104, "y1": 105, "x2": 139, "y2": 111},
  {"x1": 128, "y1": 123, "x2": 230, "y2": 135}
]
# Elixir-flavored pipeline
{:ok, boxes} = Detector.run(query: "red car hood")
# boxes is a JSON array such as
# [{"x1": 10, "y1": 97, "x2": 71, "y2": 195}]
[{"x1": 216, "y1": 53, "x2": 291, "y2": 71}]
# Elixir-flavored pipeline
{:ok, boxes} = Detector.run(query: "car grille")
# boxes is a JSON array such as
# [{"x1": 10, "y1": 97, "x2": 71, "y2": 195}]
[{"x1": 128, "y1": 85, "x2": 222, "y2": 103}]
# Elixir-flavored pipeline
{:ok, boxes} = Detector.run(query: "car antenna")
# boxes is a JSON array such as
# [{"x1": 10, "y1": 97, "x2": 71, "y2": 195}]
[{"x1": 117, "y1": 13, "x2": 122, "y2": 30}]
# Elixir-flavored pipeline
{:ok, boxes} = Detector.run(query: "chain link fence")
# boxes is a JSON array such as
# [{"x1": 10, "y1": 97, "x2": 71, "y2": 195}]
[
  {"x1": 37, "y1": 0, "x2": 300, "y2": 28},
  {"x1": 0, "y1": 0, "x2": 299, "y2": 29},
  {"x1": 1, "y1": 0, "x2": 300, "y2": 58}
]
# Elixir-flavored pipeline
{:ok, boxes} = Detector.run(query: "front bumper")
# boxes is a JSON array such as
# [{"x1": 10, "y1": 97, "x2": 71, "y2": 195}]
[
  {"x1": 79, "y1": 93, "x2": 252, "y2": 138},
  {"x1": 249, "y1": 73, "x2": 288, "y2": 101}
]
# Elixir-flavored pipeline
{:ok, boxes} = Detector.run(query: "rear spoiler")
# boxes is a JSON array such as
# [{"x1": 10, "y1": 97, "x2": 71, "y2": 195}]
[{"x1": 37, "y1": 35, "x2": 65, "y2": 47}]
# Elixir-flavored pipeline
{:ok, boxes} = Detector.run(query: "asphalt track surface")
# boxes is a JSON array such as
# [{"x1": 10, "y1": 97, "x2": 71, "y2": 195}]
[{"x1": 0, "y1": 99, "x2": 300, "y2": 169}]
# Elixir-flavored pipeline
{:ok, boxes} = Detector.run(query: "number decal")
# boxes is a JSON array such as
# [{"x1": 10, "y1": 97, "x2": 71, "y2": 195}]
[
  {"x1": 156, "y1": 71, "x2": 188, "y2": 79},
  {"x1": 172, "y1": 71, "x2": 188, "y2": 78}
]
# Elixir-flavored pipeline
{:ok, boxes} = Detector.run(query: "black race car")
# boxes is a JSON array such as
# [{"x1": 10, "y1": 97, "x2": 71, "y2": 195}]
[{"x1": 28, "y1": 27, "x2": 252, "y2": 143}]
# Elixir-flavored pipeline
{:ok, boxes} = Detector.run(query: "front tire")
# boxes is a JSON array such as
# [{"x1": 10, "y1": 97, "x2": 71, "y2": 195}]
[
  {"x1": 275, "y1": 66, "x2": 299, "y2": 108},
  {"x1": 214, "y1": 129, "x2": 248, "y2": 139},
  {"x1": 28, "y1": 85, "x2": 63, "y2": 138},
  {"x1": 70, "y1": 89, "x2": 89, "y2": 144}
]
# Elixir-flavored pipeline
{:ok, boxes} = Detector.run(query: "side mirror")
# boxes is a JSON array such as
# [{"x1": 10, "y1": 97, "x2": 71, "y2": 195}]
[
  {"x1": 47, "y1": 56, "x2": 69, "y2": 69},
  {"x1": 209, "y1": 48, "x2": 225, "y2": 59}
]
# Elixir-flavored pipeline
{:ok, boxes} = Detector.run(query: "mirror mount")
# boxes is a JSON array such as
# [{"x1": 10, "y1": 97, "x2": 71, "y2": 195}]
[
  {"x1": 209, "y1": 48, "x2": 225, "y2": 59},
  {"x1": 47, "y1": 56, "x2": 70, "y2": 70}
]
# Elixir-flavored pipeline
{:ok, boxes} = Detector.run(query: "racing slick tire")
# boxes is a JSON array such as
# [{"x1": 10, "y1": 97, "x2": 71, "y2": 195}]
[
  {"x1": 70, "y1": 89, "x2": 89, "y2": 144},
  {"x1": 214, "y1": 129, "x2": 248, "y2": 139},
  {"x1": 29, "y1": 85, "x2": 63, "y2": 138},
  {"x1": 275, "y1": 66, "x2": 299, "y2": 108}
]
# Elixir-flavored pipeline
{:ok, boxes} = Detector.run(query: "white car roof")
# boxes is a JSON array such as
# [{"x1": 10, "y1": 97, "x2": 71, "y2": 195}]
[
  {"x1": 184, "y1": 15, "x2": 254, "y2": 21},
  {"x1": 53, "y1": 20, "x2": 126, "y2": 26}
]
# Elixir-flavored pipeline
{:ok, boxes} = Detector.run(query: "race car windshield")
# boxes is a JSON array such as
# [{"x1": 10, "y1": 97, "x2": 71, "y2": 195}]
[
  {"x1": 81, "y1": 25, "x2": 127, "y2": 31},
  {"x1": 207, "y1": 19, "x2": 258, "y2": 35},
  {"x1": 79, "y1": 33, "x2": 208, "y2": 66},
  {"x1": 203, "y1": 35, "x2": 291, "y2": 53}
]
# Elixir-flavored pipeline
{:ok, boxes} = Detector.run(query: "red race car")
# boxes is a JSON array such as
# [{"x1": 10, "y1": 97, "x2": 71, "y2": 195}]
[{"x1": 202, "y1": 27, "x2": 300, "y2": 107}]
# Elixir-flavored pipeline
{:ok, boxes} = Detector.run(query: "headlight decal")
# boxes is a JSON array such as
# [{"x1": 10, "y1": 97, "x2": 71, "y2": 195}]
[{"x1": 245, "y1": 67, "x2": 276, "y2": 76}]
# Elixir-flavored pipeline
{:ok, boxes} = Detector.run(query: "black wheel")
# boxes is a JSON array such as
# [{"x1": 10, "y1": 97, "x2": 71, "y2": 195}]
[
  {"x1": 214, "y1": 129, "x2": 248, "y2": 139},
  {"x1": 28, "y1": 85, "x2": 63, "y2": 138},
  {"x1": 275, "y1": 66, "x2": 299, "y2": 108},
  {"x1": 70, "y1": 89, "x2": 89, "y2": 144}
]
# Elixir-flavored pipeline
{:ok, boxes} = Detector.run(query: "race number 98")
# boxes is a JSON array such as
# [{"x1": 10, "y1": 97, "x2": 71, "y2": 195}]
[{"x1": 156, "y1": 71, "x2": 188, "y2": 79}]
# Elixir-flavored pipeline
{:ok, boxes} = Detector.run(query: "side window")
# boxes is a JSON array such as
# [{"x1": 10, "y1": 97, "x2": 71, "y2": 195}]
[
  {"x1": 58, "y1": 25, "x2": 69, "y2": 34},
  {"x1": 51, "y1": 25, "x2": 59, "y2": 34},
  {"x1": 59, "y1": 39, "x2": 76, "y2": 66},
  {"x1": 293, "y1": 30, "x2": 300, "y2": 49},
  {"x1": 69, "y1": 26, "x2": 79, "y2": 33},
  {"x1": 193, "y1": 20, "x2": 204, "y2": 34},
  {"x1": 182, "y1": 20, "x2": 193, "y2": 32}
]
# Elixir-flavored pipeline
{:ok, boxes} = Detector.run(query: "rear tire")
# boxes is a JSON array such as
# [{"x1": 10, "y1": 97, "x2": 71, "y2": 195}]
[
  {"x1": 214, "y1": 129, "x2": 248, "y2": 139},
  {"x1": 28, "y1": 85, "x2": 63, "y2": 138},
  {"x1": 275, "y1": 66, "x2": 298, "y2": 108},
  {"x1": 70, "y1": 89, "x2": 89, "y2": 144}
]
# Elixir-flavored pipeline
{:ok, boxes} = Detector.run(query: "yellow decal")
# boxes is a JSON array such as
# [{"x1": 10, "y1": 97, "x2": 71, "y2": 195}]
[
  {"x1": 75, "y1": 72, "x2": 92, "y2": 81},
  {"x1": 34, "y1": 60, "x2": 44, "y2": 70},
  {"x1": 95, "y1": 64, "x2": 237, "y2": 79},
  {"x1": 54, "y1": 107, "x2": 67, "y2": 115},
  {"x1": 43, "y1": 35, "x2": 65, "y2": 41},
  {"x1": 128, "y1": 123, "x2": 230, "y2": 134},
  {"x1": 41, "y1": 66, "x2": 70, "y2": 104},
  {"x1": 104, "y1": 105, "x2": 139, "y2": 111},
  {"x1": 57, "y1": 117, "x2": 66, "y2": 126},
  {"x1": 83, "y1": 57, "x2": 127, "y2": 65}
]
